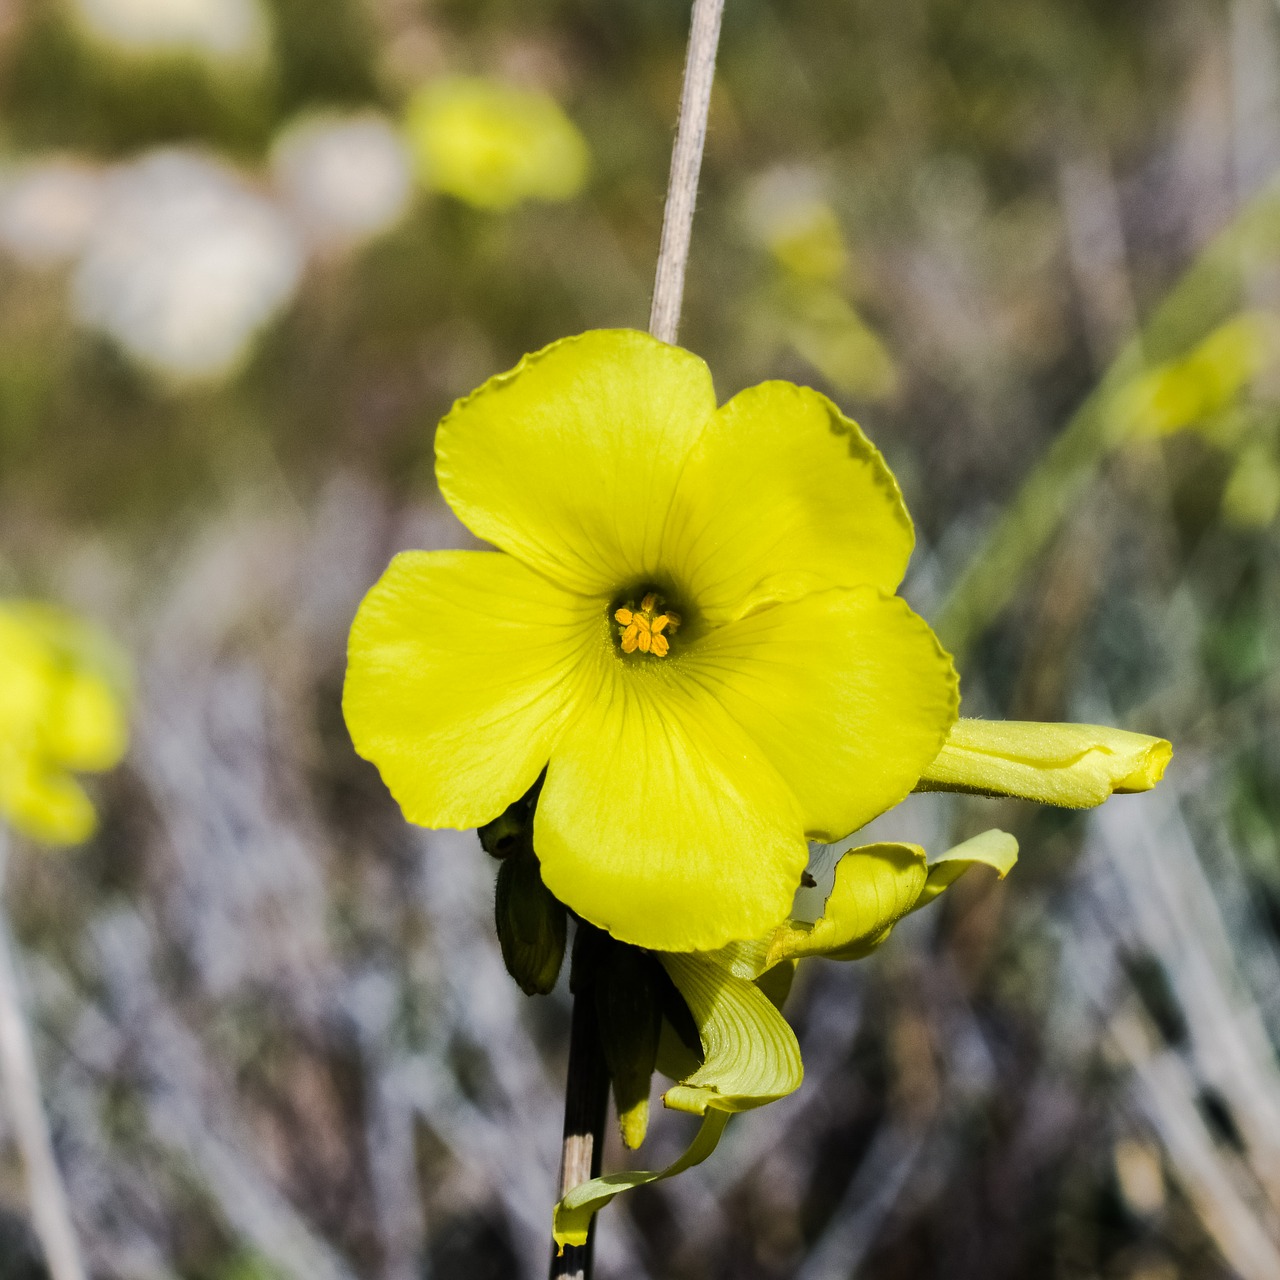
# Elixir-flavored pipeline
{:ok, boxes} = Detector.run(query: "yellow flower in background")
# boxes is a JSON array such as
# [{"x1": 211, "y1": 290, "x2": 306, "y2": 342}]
[
  {"x1": 742, "y1": 168, "x2": 899, "y2": 402},
  {"x1": 403, "y1": 77, "x2": 590, "y2": 211},
  {"x1": 345, "y1": 329, "x2": 960, "y2": 952},
  {"x1": 0, "y1": 603, "x2": 129, "y2": 845},
  {"x1": 1223, "y1": 440, "x2": 1280, "y2": 529},
  {"x1": 1114, "y1": 311, "x2": 1280, "y2": 440}
]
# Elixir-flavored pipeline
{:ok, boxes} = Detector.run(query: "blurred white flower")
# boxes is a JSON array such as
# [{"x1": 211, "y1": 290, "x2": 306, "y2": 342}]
[
  {"x1": 70, "y1": 0, "x2": 268, "y2": 60},
  {"x1": 72, "y1": 151, "x2": 304, "y2": 383},
  {"x1": 270, "y1": 112, "x2": 413, "y2": 249},
  {"x1": 0, "y1": 159, "x2": 105, "y2": 268}
]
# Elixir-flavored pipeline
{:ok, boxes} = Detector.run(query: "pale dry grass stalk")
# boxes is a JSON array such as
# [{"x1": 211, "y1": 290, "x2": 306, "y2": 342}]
[
  {"x1": 0, "y1": 826, "x2": 87, "y2": 1280},
  {"x1": 647, "y1": 0, "x2": 726, "y2": 345}
]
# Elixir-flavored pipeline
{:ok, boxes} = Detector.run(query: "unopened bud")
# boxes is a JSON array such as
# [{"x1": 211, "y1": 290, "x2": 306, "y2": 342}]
[
  {"x1": 494, "y1": 850, "x2": 566, "y2": 995},
  {"x1": 596, "y1": 941, "x2": 662, "y2": 1149}
]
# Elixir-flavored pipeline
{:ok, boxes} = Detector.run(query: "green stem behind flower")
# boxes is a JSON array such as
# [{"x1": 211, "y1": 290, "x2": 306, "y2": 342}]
[
  {"x1": 936, "y1": 179, "x2": 1280, "y2": 659},
  {"x1": 551, "y1": 926, "x2": 610, "y2": 1280}
]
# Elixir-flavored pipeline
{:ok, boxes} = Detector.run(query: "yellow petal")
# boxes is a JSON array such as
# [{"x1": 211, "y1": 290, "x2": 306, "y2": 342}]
[
  {"x1": 48, "y1": 668, "x2": 128, "y2": 772},
  {"x1": 0, "y1": 755, "x2": 97, "y2": 846},
  {"x1": 709, "y1": 829, "x2": 1018, "y2": 977},
  {"x1": 917, "y1": 719, "x2": 1172, "y2": 808},
  {"x1": 663, "y1": 380, "x2": 915, "y2": 621},
  {"x1": 535, "y1": 654, "x2": 808, "y2": 952},
  {"x1": 685, "y1": 587, "x2": 958, "y2": 841},
  {"x1": 0, "y1": 612, "x2": 54, "y2": 742},
  {"x1": 552, "y1": 1111, "x2": 730, "y2": 1253},
  {"x1": 435, "y1": 330, "x2": 717, "y2": 595},
  {"x1": 343, "y1": 550, "x2": 597, "y2": 830}
]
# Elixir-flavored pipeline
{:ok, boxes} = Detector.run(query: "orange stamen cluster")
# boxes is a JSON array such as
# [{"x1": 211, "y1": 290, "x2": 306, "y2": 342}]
[{"x1": 614, "y1": 593, "x2": 681, "y2": 657}]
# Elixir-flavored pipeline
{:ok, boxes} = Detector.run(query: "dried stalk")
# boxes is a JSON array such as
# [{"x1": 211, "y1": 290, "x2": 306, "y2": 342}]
[
  {"x1": 0, "y1": 828, "x2": 87, "y2": 1280},
  {"x1": 648, "y1": 0, "x2": 727, "y2": 345}
]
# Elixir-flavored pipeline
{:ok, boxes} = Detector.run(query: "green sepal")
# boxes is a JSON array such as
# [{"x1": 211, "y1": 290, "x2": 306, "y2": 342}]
[
  {"x1": 595, "y1": 941, "x2": 662, "y2": 1150},
  {"x1": 478, "y1": 776, "x2": 542, "y2": 860},
  {"x1": 494, "y1": 850, "x2": 566, "y2": 995}
]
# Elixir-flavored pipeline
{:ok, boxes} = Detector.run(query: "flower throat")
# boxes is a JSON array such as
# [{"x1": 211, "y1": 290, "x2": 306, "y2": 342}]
[{"x1": 614, "y1": 592, "x2": 681, "y2": 657}]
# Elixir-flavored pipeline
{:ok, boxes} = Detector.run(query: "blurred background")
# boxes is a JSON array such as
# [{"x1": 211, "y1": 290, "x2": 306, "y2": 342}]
[{"x1": 2, "y1": 0, "x2": 1280, "y2": 1277}]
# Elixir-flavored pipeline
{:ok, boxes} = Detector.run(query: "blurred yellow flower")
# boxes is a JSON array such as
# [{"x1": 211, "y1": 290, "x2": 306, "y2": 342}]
[
  {"x1": 0, "y1": 603, "x2": 129, "y2": 845},
  {"x1": 403, "y1": 77, "x2": 590, "y2": 211},
  {"x1": 1114, "y1": 311, "x2": 1280, "y2": 439},
  {"x1": 1222, "y1": 440, "x2": 1280, "y2": 529},
  {"x1": 345, "y1": 329, "x2": 959, "y2": 952}
]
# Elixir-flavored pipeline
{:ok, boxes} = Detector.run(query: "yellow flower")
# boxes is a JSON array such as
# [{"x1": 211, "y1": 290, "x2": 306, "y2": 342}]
[
  {"x1": 1113, "y1": 311, "x2": 1280, "y2": 439},
  {"x1": 403, "y1": 77, "x2": 590, "y2": 211},
  {"x1": 0, "y1": 603, "x2": 129, "y2": 845},
  {"x1": 344, "y1": 329, "x2": 961, "y2": 951}
]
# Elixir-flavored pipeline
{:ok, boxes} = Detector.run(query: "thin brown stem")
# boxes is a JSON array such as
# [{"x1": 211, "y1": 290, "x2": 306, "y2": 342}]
[
  {"x1": 648, "y1": 0, "x2": 727, "y2": 344},
  {"x1": 550, "y1": 927, "x2": 609, "y2": 1280}
]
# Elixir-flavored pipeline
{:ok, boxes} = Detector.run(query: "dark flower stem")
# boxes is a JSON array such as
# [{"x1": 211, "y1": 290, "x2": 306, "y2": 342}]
[
  {"x1": 549, "y1": 3, "x2": 727, "y2": 1275},
  {"x1": 550, "y1": 927, "x2": 609, "y2": 1280}
]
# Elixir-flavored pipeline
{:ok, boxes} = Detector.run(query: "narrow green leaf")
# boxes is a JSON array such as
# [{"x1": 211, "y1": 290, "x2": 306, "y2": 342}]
[{"x1": 552, "y1": 1111, "x2": 730, "y2": 1252}]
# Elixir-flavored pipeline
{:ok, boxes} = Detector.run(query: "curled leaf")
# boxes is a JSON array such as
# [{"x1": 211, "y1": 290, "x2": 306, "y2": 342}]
[
  {"x1": 659, "y1": 952, "x2": 803, "y2": 1115},
  {"x1": 551, "y1": 952, "x2": 802, "y2": 1251},
  {"x1": 706, "y1": 830, "x2": 1020, "y2": 980},
  {"x1": 909, "y1": 828, "x2": 1019, "y2": 913}
]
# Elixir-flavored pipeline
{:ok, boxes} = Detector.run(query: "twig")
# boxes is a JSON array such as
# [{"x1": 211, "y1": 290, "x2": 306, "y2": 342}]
[
  {"x1": 0, "y1": 828, "x2": 87, "y2": 1280},
  {"x1": 550, "y1": 927, "x2": 609, "y2": 1280},
  {"x1": 648, "y1": 0, "x2": 727, "y2": 344}
]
